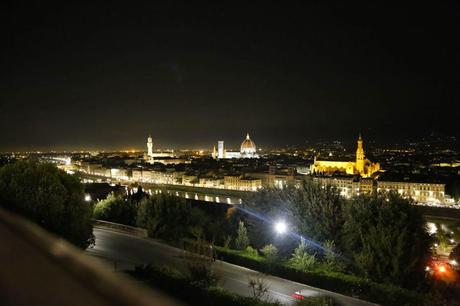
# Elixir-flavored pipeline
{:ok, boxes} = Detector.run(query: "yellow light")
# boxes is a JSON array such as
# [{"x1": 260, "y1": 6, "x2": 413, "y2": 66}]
[{"x1": 438, "y1": 265, "x2": 446, "y2": 273}]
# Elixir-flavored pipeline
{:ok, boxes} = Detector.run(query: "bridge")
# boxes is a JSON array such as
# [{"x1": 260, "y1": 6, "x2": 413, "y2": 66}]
[{"x1": 80, "y1": 173, "x2": 248, "y2": 205}]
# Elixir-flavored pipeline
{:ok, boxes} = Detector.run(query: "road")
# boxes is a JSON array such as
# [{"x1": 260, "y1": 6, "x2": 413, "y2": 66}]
[{"x1": 87, "y1": 227, "x2": 378, "y2": 306}]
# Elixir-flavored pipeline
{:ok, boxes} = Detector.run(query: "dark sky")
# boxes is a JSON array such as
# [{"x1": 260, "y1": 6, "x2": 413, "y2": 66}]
[{"x1": 1, "y1": 2, "x2": 459, "y2": 151}]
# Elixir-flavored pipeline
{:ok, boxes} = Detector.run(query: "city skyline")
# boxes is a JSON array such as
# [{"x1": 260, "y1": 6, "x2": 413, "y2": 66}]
[
  {"x1": 1, "y1": 3, "x2": 459, "y2": 151},
  {"x1": 2, "y1": 3, "x2": 460, "y2": 305}
]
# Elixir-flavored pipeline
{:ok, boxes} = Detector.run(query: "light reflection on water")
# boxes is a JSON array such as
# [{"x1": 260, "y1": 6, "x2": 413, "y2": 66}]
[{"x1": 146, "y1": 188, "x2": 242, "y2": 205}]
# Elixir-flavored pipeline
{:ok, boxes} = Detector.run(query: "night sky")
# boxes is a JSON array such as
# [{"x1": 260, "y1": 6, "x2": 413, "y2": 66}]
[{"x1": 1, "y1": 3, "x2": 459, "y2": 151}]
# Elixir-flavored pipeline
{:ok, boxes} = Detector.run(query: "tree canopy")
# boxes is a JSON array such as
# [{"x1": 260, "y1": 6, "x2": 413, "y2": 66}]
[
  {"x1": 0, "y1": 161, "x2": 94, "y2": 248},
  {"x1": 343, "y1": 193, "x2": 432, "y2": 288},
  {"x1": 94, "y1": 192, "x2": 138, "y2": 226},
  {"x1": 243, "y1": 179, "x2": 345, "y2": 253},
  {"x1": 242, "y1": 178, "x2": 432, "y2": 289}
]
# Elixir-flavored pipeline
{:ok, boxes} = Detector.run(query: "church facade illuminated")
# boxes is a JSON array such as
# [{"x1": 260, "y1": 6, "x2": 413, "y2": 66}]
[
  {"x1": 310, "y1": 134, "x2": 380, "y2": 178},
  {"x1": 212, "y1": 133, "x2": 259, "y2": 159}
]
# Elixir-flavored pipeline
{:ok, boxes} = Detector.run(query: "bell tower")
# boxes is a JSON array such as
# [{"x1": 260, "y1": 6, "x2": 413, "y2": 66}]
[
  {"x1": 355, "y1": 133, "x2": 365, "y2": 174},
  {"x1": 147, "y1": 135, "x2": 153, "y2": 157}
]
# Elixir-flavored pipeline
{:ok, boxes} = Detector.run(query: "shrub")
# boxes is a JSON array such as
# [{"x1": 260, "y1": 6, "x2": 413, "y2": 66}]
[
  {"x1": 235, "y1": 221, "x2": 250, "y2": 250},
  {"x1": 187, "y1": 255, "x2": 218, "y2": 288},
  {"x1": 261, "y1": 244, "x2": 278, "y2": 259},
  {"x1": 290, "y1": 241, "x2": 317, "y2": 271},
  {"x1": 245, "y1": 246, "x2": 259, "y2": 258},
  {"x1": 322, "y1": 240, "x2": 345, "y2": 272},
  {"x1": 248, "y1": 276, "x2": 269, "y2": 299}
]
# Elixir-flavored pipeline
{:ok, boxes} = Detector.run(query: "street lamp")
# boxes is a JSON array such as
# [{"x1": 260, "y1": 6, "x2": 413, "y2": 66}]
[
  {"x1": 274, "y1": 221, "x2": 287, "y2": 235},
  {"x1": 84, "y1": 194, "x2": 92, "y2": 202}
]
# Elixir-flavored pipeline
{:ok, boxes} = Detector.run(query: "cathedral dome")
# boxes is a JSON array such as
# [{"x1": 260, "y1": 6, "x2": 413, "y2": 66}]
[{"x1": 240, "y1": 133, "x2": 256, "y2": 154}]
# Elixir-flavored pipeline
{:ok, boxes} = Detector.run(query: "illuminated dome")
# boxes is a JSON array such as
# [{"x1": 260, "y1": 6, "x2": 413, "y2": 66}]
[{"x1": 240, "y1": 133, "x2": 257, "y2": 155}]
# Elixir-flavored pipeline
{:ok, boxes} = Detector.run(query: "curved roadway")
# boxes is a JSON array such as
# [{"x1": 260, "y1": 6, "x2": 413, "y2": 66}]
[{"x1": 88, "y1": 227, "x2": 378, "y2": 306}]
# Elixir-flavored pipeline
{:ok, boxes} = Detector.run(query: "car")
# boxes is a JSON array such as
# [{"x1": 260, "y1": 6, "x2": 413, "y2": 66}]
[{"x1": 291, "y1": 290, "x2": 335, "y2": 304}]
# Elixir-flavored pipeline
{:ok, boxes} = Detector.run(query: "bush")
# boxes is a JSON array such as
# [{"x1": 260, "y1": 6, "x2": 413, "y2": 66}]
[
  {"x1": 245, "y1": 246, "x2": 259, "y2": 258},
  {"x1": 187, "y1": 253, "x2": 218, "y2": 287},
  {"x1": 0, "y1": 161, "x2": 93, "y2": 248},
  {"x1": 261, "y1": 244, "x2": 278, "y2": 262},
  {"x1": 322, "y1": 240, "x2": 345, "y2": 272},
  {"x1": 248, "y1": 276, "x2": 269, "y2": 299},
  {"x1": 289, "y1": 241, "x2": 317, "y2": 271},
  {"x1": 235, "y1": 221, "x2": 250, "y2": 250}
]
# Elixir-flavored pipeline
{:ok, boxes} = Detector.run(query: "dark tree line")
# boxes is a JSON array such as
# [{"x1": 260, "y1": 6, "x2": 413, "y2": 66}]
[
  {"x1": 95, "y1": 191, "x2": 237, "y2": 245},
  {"x1": 242, "y1": 178, "x2": 432, "y2": 289},
  {"x1": 0, "y1": 161, "x2": 94, "y2": 248}
]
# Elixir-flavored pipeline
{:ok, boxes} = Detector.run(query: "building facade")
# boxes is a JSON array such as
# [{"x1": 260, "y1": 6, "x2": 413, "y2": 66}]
[
  {"x1": 212, "y1": 133, "x2": 259, "y2": 159},
  {"x1": 313, "y1": 176, "x2": 453, "y2": 204},
  {"x1": 310, "y1": 134, "x2": 380, "y2": 178}
]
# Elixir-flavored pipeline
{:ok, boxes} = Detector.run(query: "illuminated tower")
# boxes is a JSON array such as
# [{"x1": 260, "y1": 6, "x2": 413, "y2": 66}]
[
  {"x1": 217, "y1": 141, "x2": 224, "y2": 159},
  {"x1": 147, "y1": 135, "x2": 153, "y2": 157},
  {"x1": 355, "y1": 133, "x2": 365, "y2": 174}
]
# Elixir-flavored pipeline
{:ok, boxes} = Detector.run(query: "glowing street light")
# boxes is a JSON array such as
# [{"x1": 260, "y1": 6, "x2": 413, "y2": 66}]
[
  {"x1": 274, "y1": 221, "x2": 287, "y2": 235},
  {"x1": 84, "y1": 194, "x2": 92, "y2": 202}
]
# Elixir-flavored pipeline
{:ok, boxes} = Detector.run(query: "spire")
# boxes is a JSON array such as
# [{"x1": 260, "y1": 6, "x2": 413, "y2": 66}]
[
  {"x1": 358, "y1": 132, "x2": 362, "y2": 141},
  {"x1": 246, "y1": 133, "x2": 250, "y2": 140}
]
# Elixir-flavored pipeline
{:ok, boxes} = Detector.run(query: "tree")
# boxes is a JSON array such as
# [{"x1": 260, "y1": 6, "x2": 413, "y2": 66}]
[
  {"x1": 343, "y1": 193, "x2": 432, "y2": 288},
  {"x1": 235, "y1": 221, "x2": 250, "y2": 250},
  {"x1": 93, "y1": 193, "x2": 137, "y2": 226},
  {"x1": 322, "y1": 240, "x2": 345, "y2": 272},
  {"x1": 289, "y1": 240, "x2": 317, "y2": 271},
  {"x1": 136, "y1": 194, "x2": 192, "y2": 241},
  {"x1": 260, "y1": 244, "x2": 278, "y2": 263},
  {"x1": 0, "y1": 161, "x2": 93, "y2": 248},
  {"x1": 243, "y1": 178, "x2": 345, "y2": 252}
]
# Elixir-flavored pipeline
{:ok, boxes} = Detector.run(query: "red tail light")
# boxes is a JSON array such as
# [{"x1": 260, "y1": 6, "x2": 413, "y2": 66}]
[{"x1": 291, "y1": 293, "x2": 304, "y2": 300}]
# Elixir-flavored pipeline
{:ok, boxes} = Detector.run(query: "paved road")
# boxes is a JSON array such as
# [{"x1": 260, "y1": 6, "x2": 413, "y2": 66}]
[{"x1": 88, "y1": 227, "x2": 378, "y2": 306}]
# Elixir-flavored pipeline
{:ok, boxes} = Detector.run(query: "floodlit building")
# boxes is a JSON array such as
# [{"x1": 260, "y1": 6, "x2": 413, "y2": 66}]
[
  {"x1": 313, "y1": 176, "x2": 454, "y2": 205},
  {"x1": 310, "y1": 134, "x2": 380, "y2": 178},
  {"x1": 147, "y1": 135, "x2": 153, "y2": 158},
  {"x1": 212, "y1": 133, "x2": 259, "y2": 159},
  {"x1": 376, "y1": 180, "x2": 453, "y2": 204},
  {"x1": 223, "y1": 175, "x2": 262, "y2": 191},
  {"x1": 144, "y1": 135, "x2": 177, "y2": 164}
]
